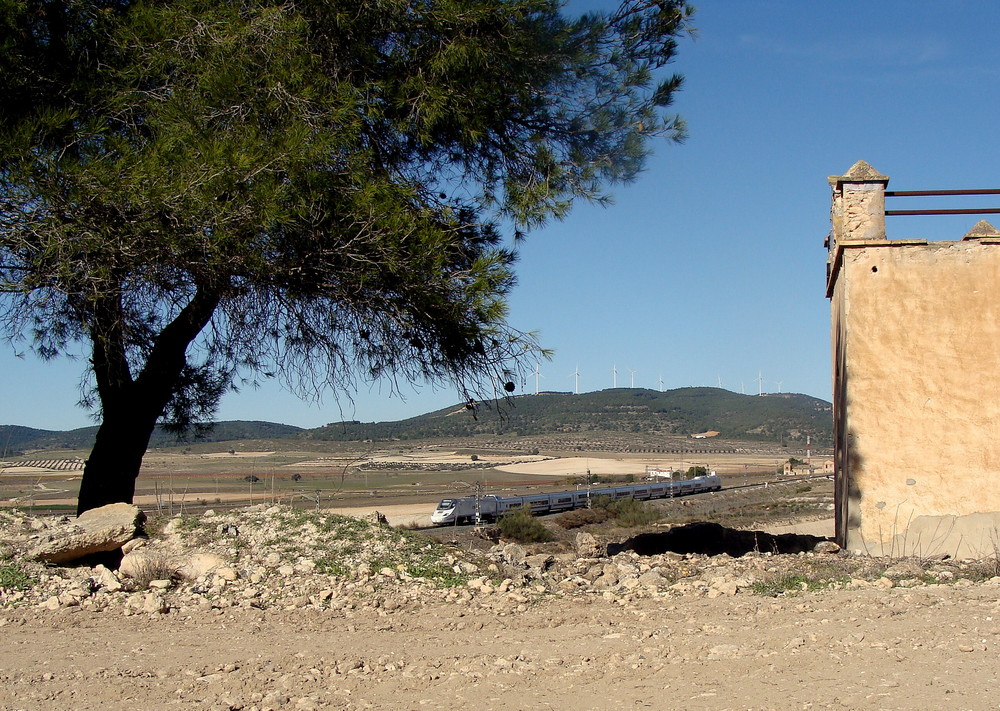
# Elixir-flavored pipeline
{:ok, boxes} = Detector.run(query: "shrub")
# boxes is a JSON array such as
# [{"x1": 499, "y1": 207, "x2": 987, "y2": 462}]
[
  {"x1": 555, "y1": 507, "x2": 610, "y2": 529},
  {"x1": 0, "y1": 563, "x2": 34, "y2": 591},
  {"x1": 123, "y1": 554, "x2": 176, "y2": 589},
  {"x1": 497, "y1": 507, "x2": 553, "y2": 543},
  {"x1": 591, "y1": 496, "x2": 663, "y2": 528},
  {"x1": 750, "y1": 573, "x2": 812, "y2": 597}
]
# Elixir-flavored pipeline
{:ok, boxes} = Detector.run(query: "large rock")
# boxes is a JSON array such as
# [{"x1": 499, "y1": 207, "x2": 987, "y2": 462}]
[
  {"x1": 176, "y1": 552, "x2": 227, "y2": 581},
  {"x1": 575, "y1": 531, "x2": 604, "y2": 558},
  {"x1": 30, "y1": 503, "x2": 146, "y2": 564},
  {"x1": 500, "y1": 543, "x2": 526, "y2": 566}
]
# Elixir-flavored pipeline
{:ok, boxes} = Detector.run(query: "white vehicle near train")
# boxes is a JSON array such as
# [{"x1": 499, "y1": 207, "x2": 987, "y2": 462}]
[{"x1": 430, "y1": 473, "x2": 722, "y2": 525}]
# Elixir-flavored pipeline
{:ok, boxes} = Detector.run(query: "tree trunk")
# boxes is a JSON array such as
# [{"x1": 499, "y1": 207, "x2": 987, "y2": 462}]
[
  {"x1": 76, "y1": 286, "x2": 223, "y2": 515},
  {"x1": 76, "y1": 404, "x2": 162, "y2": 515}
]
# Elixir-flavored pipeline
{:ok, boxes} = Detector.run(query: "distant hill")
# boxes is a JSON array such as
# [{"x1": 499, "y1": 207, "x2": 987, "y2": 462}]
[
  {"x1": 3, "y1": 388, "x2": 832, "y2": 454},
  {"x1": 305, "y1": 388, "x2": 833, "y2": 446},
  {"x1": 0, "y1": 425, "x2": 61, "y2": 455},
  {"x1": 1, "y1": 421, "x2": 304, "y2": 455}
]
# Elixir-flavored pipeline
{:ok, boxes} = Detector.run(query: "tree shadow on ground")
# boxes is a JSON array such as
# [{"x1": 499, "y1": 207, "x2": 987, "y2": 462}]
[{"x1": 610, "y1": 521, "x2": 831, "y2": 558}]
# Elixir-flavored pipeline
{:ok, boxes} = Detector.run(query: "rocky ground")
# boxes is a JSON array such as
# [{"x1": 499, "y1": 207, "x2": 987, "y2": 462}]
[{"x1": 2, "y1": 503, "x2": 1000, "y2": 710}]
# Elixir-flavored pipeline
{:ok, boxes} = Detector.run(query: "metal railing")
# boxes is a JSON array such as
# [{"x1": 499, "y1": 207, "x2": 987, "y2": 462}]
[{"x1": 885, "y1": 188, "x2": 1000, "y2": 216}]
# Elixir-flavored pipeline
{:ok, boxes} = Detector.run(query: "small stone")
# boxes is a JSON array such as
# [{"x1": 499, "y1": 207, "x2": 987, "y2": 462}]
[
  {"x1": 711, "y1": 580, "x2": 740, "y2": 596},
  {"x1": 637, "y1": 571, "x2": 666, "y2": 588},
  {"x1": 93, "y1": 564, "x2": 123, "y2": 593},
  {"x1": 813, "y1": 541, "x2": 840, "y2": 554},
  {"x1": 215, "y1": 567, "x2": 239, "y2": 581},
  {"x1": 142, "y1": 594, "x2": 168, "y2": 614},
  {"x1": 121, "y1": 538, "x2": 146, "y2": 554}
]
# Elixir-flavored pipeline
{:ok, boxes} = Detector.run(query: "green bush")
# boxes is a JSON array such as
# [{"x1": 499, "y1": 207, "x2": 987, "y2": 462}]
[
  {"x1": 0, "y1": 563, "x2": 35, "y2": 591},
  {"x1": 497, "y1": 507, "x2": 553, "y2": 543},
  {"x1": 591, "y1": 496, "x2": 663, "y2": 528}
]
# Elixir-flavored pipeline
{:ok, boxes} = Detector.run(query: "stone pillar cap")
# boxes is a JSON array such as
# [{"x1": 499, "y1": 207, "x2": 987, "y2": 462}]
[
  {"x1": 963, "y1": 219, "x2": 1000, "y2": 240},
  {"x1": 828, "y1": 160, "x2": 889, "y2": 187}
]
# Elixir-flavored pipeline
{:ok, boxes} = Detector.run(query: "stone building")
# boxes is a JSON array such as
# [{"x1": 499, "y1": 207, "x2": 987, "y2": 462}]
[{"x1": 827, "y1": 161, "x2": 1000, "y2": 558}]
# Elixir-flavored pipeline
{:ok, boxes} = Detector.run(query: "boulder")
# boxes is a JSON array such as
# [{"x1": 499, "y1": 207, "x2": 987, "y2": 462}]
[
  {"x1": 524, "y1": 554, "x2": 554, "y2": 572},
  {"x1": 501, "y1": 543, "x2": 526, "y2": 566},
  {"x1": 29, "y1": 503, "x2": 146, "y2": 564},
  {"x1": 575, "y1": 531, "x2": 604, "y2": 559},
  {"x1": 176, "y1": 553, "x2": 227, "y2": 581}
]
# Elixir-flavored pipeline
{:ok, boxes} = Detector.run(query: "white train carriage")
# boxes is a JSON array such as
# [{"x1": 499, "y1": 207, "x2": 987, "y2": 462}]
[{"x1": 430, "y1": 474, "x2": 722, "y2": 525}]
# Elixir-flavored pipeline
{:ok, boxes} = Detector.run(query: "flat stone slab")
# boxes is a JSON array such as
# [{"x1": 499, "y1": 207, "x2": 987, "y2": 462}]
[{"x1": 29, "y1": 503, "x2": 146, "y2": 564}]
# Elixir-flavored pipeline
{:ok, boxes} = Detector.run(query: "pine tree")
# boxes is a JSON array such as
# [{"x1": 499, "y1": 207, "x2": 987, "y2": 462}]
[{"x1": 0, "y1": 0, "x2": 693, "y2": 513}]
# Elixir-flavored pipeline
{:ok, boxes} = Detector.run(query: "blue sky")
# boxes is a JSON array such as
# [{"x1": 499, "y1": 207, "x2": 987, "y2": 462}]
[{"x1": 4, "y1": 1, "x2": 1000, "y2": 431}]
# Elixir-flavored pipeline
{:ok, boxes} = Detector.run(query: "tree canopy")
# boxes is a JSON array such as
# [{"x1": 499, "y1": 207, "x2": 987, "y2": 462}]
[{"x1": 0, "y1": 0, "x2": 693, "y2": 513}]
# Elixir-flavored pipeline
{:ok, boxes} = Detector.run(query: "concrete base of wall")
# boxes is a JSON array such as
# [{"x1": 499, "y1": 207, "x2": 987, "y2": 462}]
[{"x1": 847, "y1": 512, "x2": 1000, "y2": 559}]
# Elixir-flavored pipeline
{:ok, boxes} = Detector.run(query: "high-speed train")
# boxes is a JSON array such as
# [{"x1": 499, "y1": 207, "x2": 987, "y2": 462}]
[{"x1": 430, "y1": 474, "x2": 722, "y2": 525}]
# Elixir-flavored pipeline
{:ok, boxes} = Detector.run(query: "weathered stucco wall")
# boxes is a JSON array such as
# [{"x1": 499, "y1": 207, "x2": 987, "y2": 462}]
[
  {"x1": 828, "y1": 161, "x2": 1000, "y2": 558},
  {"x1": 838, "y1": 239, "x2": 1000, "y2": 557}
]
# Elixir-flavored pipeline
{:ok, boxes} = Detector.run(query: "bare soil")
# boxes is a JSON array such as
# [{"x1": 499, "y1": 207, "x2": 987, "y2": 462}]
[{"x1": 2, "y1": 581, "x2": 999, "y2": 710}]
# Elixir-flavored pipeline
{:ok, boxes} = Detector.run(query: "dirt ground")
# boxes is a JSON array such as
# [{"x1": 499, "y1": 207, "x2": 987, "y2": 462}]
[
  {"x1": 2, "y1": 581, "x2": 999, "y2": 711},
  {"x1": 3, "y1": 451, "x2": 991, "y2": 711}
]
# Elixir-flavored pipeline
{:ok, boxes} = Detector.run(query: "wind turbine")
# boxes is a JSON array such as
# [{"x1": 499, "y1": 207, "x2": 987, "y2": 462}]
[
  {"x1": 755, "y1": 370, "x2": 765, "y2": 396},
  {"x1": 628, "y1": 368, "x2": 637, "y2": 388},
  {"x1": 570, "y1": 366, "x2": 581, "y2": 395},
  {"x1": 716, "y1": 374, "x2": 724, "y2": 388},
  {"x1": 658, "y1": 374, "x2": 664, "y2": 392},
  {"x1": 530, "y1": 366, "x2": 544, "y2": 395},
  {"x1": 612, "y1": 363, "x2": 618, "y2": 388},
  {"x1": 775, "y1": 380, "x2": 783, "y2": 394}
]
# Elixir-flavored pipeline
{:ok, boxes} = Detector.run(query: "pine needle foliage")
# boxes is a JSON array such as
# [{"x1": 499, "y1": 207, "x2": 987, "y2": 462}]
[{"x1": 0, "y1": 0, "x2": 694, "y2": 512}]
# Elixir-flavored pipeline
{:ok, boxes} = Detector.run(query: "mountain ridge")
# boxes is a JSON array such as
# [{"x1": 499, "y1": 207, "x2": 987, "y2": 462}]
[
  {"x1": 2, "y1": 387, "x2": 832, "y2": 454},
  {"x1": 307, "y1": 387, "x2": 831, "y2": 445}
]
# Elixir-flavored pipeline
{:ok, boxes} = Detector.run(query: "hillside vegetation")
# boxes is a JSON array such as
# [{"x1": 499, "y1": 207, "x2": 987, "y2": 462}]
[
  {"x1": 308, "y1": 388, "x2": 831, "y2": 446},
  {"x1": 3, "y1": 388, "x2": 831, "y2": 454}
]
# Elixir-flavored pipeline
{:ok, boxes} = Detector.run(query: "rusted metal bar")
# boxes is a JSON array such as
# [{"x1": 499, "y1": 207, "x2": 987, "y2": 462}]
[
  {"x1": 886, "y1": 208, "x2": 1000, "y2": 216},
  {"x1": 885, "y1": 189, "x2": 1000, "y2": 197}
]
